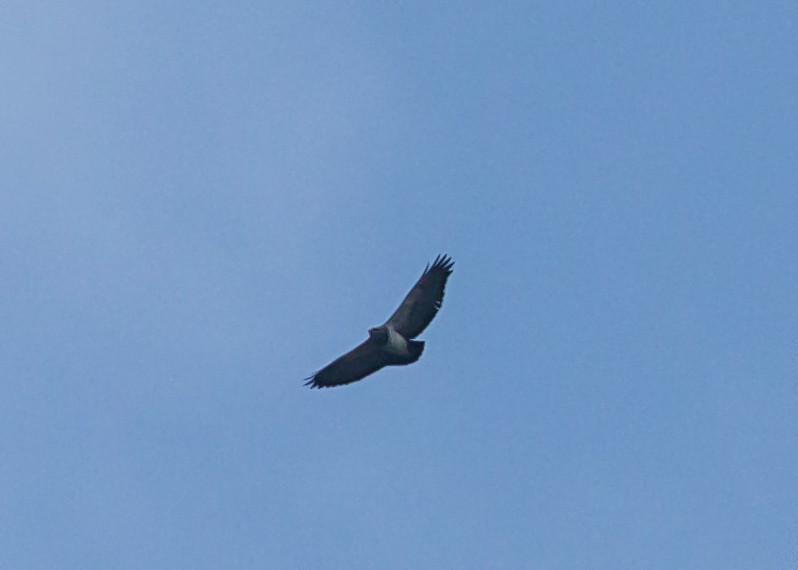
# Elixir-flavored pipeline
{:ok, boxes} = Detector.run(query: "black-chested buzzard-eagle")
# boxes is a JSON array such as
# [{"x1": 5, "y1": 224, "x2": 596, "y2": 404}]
[{"x1": 305, "y1": 254, "x2": 454, "y2": 389}]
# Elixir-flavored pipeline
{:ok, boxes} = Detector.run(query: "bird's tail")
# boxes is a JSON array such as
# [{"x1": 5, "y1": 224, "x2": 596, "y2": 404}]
[{"x1": 407, "y1": 340, "x2": 425, "y2": 362}]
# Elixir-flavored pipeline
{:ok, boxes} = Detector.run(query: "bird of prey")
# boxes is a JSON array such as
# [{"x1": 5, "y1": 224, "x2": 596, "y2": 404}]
[{"x1": 305, "y1": 254, "x2": 454, "y2": 389}]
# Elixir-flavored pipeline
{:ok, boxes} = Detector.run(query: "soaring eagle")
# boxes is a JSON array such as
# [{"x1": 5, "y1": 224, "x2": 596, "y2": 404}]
[{"x1": 305, "y1": 254, "x2": 454, "y2": 389}]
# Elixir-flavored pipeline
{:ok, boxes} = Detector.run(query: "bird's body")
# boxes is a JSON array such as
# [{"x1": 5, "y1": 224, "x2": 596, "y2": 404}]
[
  {"x1": 305, "y1": 254, "x2": 453, "y2": 389},
  {"x1": 385, "y1": 326, "x2": 408, "y2": 355}
]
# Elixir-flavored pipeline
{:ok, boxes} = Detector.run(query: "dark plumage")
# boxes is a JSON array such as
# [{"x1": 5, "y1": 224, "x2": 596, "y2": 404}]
[{"x1": 305, "y1": 254, "x2": 454, "y2": 389}]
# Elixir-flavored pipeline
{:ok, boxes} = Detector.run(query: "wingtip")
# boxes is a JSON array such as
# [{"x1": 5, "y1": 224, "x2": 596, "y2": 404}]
[
  {"x1": 305, "y1": 374, "x2": 337, "y2": 389},
  {"x1": 430, "y1": 253, "x2": 454, "y2": 273}
]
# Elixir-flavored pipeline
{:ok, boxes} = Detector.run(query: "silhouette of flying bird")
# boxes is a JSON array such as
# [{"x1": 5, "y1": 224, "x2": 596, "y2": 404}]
[{"x1": 305, "y1": 254, "x2": 454, "y2": 389}]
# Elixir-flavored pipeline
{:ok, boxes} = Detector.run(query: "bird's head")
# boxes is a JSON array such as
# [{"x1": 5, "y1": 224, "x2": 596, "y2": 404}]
[{"x1": 368, "y1": 326, "x2": 388, "y2": 345}]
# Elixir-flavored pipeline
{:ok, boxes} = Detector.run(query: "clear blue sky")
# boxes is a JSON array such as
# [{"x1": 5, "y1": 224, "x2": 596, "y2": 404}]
[{"x1": 2, "y1": 2, "x2": 796, "y2": 568}]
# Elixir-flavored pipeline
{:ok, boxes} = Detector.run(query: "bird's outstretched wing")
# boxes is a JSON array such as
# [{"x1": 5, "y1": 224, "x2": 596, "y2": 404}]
[
  {"x1": 384, "y1": 254, "x2": 454, "y2": 339},
  {"x1": 304, "y1": 338, "x2": 388, "y2": 388}
]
